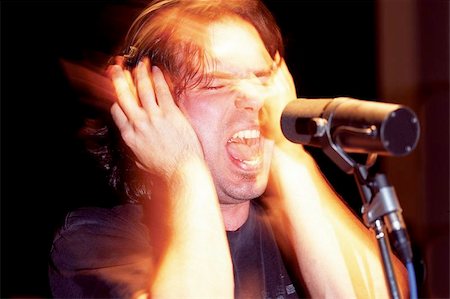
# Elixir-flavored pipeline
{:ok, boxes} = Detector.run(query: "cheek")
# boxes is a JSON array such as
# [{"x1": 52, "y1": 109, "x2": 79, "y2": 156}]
[{"x1": 179, "y1": 99, "x2": 224, "y2": 147}]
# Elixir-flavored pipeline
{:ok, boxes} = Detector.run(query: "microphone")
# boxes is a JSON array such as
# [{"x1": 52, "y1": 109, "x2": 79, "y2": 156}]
[{"x1": 280, "y1": 97, "x2": 420, "y2": 156}]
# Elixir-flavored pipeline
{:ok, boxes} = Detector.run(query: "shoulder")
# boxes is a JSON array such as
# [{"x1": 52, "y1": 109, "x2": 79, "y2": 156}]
[
  {"x1": 57, "y1": 204, "x2": 148, "y2": 238},
  {"x1": 51, "y1": 204, "x2": 150, "y2": 267},
  {"x1": 49, "y1": 204, "x2": 152, "y2": 298}
]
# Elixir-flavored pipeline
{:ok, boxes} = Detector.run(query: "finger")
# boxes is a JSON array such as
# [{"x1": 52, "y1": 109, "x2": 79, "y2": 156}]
[
  {"x1": 114, "y1": 56, "x2": 124, "y2": 66},
  {"x1": 152, "y1": 66, "x2": 176, "y2": 111},
  {"x1": 136, "y1": 59, "x2": 159, "y2": 113},
  {"x1": 271, "y1": 59, "x2": 295, "y2": 100},
  {"x1": 124, "y1": 68, "x2": 138, "y2": 99},
  {"x1": 110, "y1": 102, "x2": 130, "y2": 131},
  {"x1": 279, "y1": 59, "x2": 295, "y2": 90},
  {"x1": 109, "y1": 64, "x2": 142, "y2": 120},
  {"x1": 274, "y1": 51, "x2": 281, "y2": 64}
]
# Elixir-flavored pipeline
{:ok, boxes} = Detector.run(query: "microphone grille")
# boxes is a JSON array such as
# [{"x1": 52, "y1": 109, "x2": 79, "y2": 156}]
[{"x1": 382, "y1": 107, "x2": 420, "y2": 156}]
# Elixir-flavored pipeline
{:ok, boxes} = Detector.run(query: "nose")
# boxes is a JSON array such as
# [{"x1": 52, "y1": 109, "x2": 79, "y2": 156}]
[
  {"x1": 234, "y1": 80, "x2": 266, "y2": 112},
  {"x1": 235, "y1": 96, "x2": 265, "y2": 112}
]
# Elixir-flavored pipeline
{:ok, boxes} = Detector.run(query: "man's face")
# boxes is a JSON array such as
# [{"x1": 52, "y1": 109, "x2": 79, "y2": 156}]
[{"x1": 178, "y1": 18, "x2": 277, "y2": 205}]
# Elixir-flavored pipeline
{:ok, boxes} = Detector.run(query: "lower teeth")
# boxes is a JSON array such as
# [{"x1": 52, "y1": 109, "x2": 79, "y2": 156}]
[{"x1": 241, "y1": 158, "x2": 260, "y2": 166}]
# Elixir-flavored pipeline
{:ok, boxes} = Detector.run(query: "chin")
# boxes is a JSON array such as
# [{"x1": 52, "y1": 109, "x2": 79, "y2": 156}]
[{"x1": 220, "y1": 175, "x2": 268, "y2": 204}]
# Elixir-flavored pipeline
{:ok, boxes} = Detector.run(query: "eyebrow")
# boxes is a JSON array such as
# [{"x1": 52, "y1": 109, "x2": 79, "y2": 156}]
[{"x1": 207, "y1": 64, "x2": 275, "y2": 80}]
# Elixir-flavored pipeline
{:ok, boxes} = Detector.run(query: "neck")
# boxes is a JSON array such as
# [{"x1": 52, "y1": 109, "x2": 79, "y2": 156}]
[{"x1": 220, "y1": 200, "x2": 251, "y2": 231}]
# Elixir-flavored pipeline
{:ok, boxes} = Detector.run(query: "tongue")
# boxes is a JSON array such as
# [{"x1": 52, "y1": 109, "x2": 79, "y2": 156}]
[{"x1": 226, "y1": 142, "x2": 260, "y2": 162}]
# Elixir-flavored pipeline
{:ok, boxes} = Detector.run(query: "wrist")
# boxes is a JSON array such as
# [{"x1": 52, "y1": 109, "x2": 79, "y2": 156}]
[{"x1": 273, "y1": 141, "x2": 315, "y2": 166}]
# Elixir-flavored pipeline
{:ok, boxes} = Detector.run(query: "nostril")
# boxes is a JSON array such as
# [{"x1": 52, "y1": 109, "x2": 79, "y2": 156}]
[{"x1": 235, "y1": 96, "x2": 264, "y2": 111}]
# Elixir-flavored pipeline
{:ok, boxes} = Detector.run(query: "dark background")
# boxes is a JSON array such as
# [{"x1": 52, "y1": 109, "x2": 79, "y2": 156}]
[{"x1": 2, "y1": 0, "x2": 448, "y2": 298}]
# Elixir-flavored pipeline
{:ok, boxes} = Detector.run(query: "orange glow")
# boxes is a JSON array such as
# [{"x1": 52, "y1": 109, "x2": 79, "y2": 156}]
[{"x1": 60, "y1": 58, "x2": 116, "y2": 111}]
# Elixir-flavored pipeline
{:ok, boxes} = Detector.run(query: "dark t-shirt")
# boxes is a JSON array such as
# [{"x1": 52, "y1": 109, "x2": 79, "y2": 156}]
[{"x1": 49, "y1": 201, "x2": 304, "y2": 298}]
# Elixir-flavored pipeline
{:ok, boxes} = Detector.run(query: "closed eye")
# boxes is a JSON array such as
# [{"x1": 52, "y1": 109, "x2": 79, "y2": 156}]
[
  {"x1": 202, "y1": 79, "x2": 231, "y2": 91},
  {"x1": 205, "y1": 85, "x2": 226, "y2": 90}
]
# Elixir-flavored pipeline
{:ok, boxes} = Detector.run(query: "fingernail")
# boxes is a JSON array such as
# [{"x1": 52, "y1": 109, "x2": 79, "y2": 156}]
[
  {"x1": 110, "y1": 65, "x2": 121, "y2": 77},
  {"x1": 152, "y1": 65, "x2": 161, "y2": 75},
  {"x1": 137, "y1": 60, "x2": 144, "y2": 70},
  {"x1": 143, "y1": 57, "x2": 150, "y2": 66}
]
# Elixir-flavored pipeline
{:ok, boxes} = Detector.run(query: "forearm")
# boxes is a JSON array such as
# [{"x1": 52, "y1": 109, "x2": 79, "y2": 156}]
[
  {"x1": 147, "y1": 158, "x2": 234, "y2": 298},
  {"x1": 107, "y1": 60, "x2": 234, "y2": 298},
  {"x1": 267, "y1": 143, "x2": 408, "y2": 299}
]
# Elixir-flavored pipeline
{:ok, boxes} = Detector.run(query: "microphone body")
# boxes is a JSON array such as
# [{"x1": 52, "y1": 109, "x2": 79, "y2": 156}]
[{"x1": 281, "y1": 97, "x2": 420, "y2": 156}]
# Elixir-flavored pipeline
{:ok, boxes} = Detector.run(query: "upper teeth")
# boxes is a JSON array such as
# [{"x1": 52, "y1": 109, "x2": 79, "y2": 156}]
[{"x1": 231, "y1": 129, "x2": 260, "y2": 140}]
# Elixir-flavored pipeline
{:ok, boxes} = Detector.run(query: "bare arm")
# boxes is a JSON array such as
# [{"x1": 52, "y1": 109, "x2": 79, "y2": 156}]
[
  {"x1": 108, "y1": 59, "x2": 234, "y2": 298},
  {"x1": 266, "y1": 143, "x2": 408, "y2": 299},
  {"x1": 262, "y1": 58, "x2": 408, "y2": 298}
]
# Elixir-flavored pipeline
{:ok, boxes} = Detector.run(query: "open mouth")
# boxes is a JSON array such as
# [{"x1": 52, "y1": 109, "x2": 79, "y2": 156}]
[{"x1": 226, "y1": 129, "x2": 264, "y2": 169}]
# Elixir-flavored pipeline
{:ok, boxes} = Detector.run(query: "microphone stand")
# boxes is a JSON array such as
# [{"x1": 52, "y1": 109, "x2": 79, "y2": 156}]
[
  {"x1": 354, "y1": 163, "x2": 403, "y2": 299},
  {"x1": 319, "y1": 126, "x2": 410, "y2": 299}
]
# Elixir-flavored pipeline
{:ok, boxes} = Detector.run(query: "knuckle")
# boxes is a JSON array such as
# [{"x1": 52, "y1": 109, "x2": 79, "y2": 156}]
[
  {"x1": 121, "y1": 129, "x2": 135, "y2": 144},
  {"x1": 132, "y1": 118, "x2": 150, "y2": 132}
]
